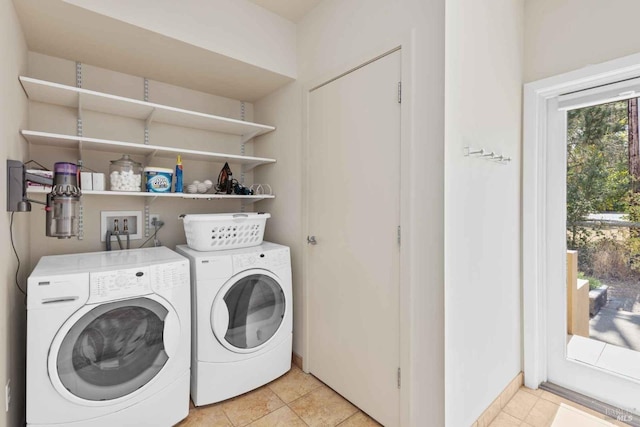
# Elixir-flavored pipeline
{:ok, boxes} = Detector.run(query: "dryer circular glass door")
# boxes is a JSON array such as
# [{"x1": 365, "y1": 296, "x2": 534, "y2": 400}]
[
  {"x1": 52, "y1": 296, "x2": 177, "y2": 402},
  {"x1": 210, "y1": 269, "x2": 286, "y2": 353}
]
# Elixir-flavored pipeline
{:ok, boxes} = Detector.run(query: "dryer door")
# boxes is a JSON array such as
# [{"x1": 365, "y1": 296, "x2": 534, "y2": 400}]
[
  {"x1": 50, "y1": 295, "x2": 178, "y2": 403},
  {"x1": 211, "y1": 269, "x2": 286, "y2": 353}
]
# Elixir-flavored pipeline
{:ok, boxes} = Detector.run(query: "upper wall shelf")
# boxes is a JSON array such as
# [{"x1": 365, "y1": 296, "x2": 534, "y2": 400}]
[
  {"x1": 21, "y1": 130, "x2": 276, "y2": 172},
  {"x1": 19, "y1": 76, "x2": 276, "y2": 143}
]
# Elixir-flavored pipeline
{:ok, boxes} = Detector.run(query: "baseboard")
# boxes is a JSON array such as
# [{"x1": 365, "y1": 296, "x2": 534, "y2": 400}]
[
  {"x1": 471, "y1": 372, "x2": 523, "y2": 427},
  {"x1": 292, "y1": 352, "x2": 303, "y2": 369}
]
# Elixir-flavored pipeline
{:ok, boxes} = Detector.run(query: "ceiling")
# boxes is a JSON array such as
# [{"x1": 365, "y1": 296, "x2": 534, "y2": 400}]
[{"x1": 246, "y1": 0, "x2": 323, "y2": 23}]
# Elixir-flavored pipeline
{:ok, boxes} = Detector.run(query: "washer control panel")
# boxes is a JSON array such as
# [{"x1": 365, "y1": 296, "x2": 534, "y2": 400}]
[
  {"x1": 88, "y1": 266, "x2": 151, "y2": 304},
  {"x1": 232, "y1": 247, "x2": 290, "y2": 272},
  {"x1": 151, "y1": 260, "x2": 189, "y2": 293}
]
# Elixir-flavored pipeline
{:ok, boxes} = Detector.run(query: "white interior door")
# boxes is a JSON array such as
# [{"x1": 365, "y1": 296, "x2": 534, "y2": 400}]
[{"x1": 307, "y1": 49, "x2": 401, "y2": 427}]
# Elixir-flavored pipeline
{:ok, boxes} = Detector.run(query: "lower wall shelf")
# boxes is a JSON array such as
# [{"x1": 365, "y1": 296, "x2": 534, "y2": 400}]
[{"x1": 26, "y1": 188, "x2": 274, "y2": 204}]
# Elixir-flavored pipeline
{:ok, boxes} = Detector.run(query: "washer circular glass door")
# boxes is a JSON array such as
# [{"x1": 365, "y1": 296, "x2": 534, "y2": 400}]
[
  {"x1": 52, "y1": 296, "x2": 173, "y2": 402},
  {"x1": 210, "y1": 269, "x2": 286, "y2": 353}
]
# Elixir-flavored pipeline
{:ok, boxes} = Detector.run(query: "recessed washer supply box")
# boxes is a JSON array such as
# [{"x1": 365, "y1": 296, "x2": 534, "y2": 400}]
[{"x1": 181, "y1": 212, "x2": 270, "y2": 251}]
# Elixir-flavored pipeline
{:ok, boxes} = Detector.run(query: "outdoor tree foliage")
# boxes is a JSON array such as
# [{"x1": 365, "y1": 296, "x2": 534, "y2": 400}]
[{"x1": 566, "y1": 100, "x2": 629, "y2": 249}]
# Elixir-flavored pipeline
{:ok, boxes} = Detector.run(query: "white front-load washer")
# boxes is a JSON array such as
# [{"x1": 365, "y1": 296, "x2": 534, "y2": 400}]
[
  {"x1": 26, "y1": 247, "x2": 190, "y2": 427},
  {"x1": 175, "y1": 241, "x2": 292, "y2": 406}
]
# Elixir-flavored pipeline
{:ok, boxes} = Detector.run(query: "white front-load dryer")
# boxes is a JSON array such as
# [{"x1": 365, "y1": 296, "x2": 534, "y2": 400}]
[
  {"x1": 26, "y1": 247, "x2": 191, "y2": 427},
  {"x1": 176, "y1": 242, "x2": 292, "y2": 406}
]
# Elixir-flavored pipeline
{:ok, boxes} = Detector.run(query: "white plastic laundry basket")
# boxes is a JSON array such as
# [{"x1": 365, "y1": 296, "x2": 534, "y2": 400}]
[{"x1": 181, "y1": 212, "x2": 270, "y2": 251}]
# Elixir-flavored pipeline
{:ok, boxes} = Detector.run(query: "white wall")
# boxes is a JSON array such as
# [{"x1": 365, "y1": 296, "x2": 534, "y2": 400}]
[
  {"x1": 63, "y1": 0, "x2": 297, "y2": 79},
  {"x1": 254, "y1": 0, "x2": 446, "y2": 424},
  {"x1": 444, "y1": 1, "x2": 524, "y2": 425},
  {"x1": 26, "y1": 52, "x2": 259, "y2": 267},
  {"x1": 0, "y1": 1, "x2": 28, "y2": 425},
  {"x1": 525, "y1": 0, "x2": 640, "y2": 82}
]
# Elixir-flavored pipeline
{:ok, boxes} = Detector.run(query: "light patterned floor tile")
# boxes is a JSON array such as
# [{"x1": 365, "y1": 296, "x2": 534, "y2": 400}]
[
  {"x1": 177, "y1": 404, "x2": 232, "y2": 427},
  {"x1": 500, "y1": 375, "x2": 524, "y2": 408},
  {"x1": 524, "y1": 399, "x2": 560, "y2": 427},
  {"x1": 503, "y1": 390, "x2": 539, "y2": 420},
  {"x1": 268, "y1": 365, "x2": 323, "y2": 403},
  {"x1": 520, "y1": 387, "x2": 544, "y2": 397},
  {"x1": 478, "y1": 398, "x2": 503, "y2": 427},
  {"x1": 220, "y1": 387, "x2": 285, "y2": 426},
  {"x1": 247, "y1": 406, "x2": 307, "y2": 427},
  {"x1": 489, "y1": 412, "x2": 523, "y2": 427},
  {"x1": 338, "y1": 411, "x2": 382, "y2": 426},
  {"x1": 289, "y1": 386, "x2": 358, "y2": 427}
]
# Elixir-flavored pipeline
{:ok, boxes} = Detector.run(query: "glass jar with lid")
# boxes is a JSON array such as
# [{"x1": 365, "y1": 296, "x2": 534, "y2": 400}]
[{"x1": 109, "y1": 154, "x2": 142, "y2": 191}]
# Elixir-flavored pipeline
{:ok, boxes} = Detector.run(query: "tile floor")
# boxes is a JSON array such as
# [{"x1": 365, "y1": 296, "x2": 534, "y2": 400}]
[
  {"x1": 488, "y1": 386, "x2": 633, "y2": 427},
  {"x1": 178, "y1": 366, "x2": 635, "y2": 427},
  {"x1": 177, "y1": 365, "x2": 381, "y2": 427}
]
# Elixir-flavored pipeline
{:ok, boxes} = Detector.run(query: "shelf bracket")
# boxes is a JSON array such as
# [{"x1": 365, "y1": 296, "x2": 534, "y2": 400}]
[
  {"x1": 144, "y1": 79, "x2": 151, "y2": 145},
  {"x1": 77, "y1": 198, "x2": 84, "y2": 241},
  {"x1": 145, "y1": 149, "x2": 158, "y2": 165},
  {"x1": 145, "y1": 108, "x2": 155, "y2": 146},
  {"x1": 78, "y1": 141, "x2": 84, "y2": 165},
  {"x1": 240, "y1": 101, "x2": 247, "y2": 187},
  {"x1": 143, "y1": 194, "x2": 159, "y2": 237},
  {"x1": 76, "y1": 62, "x2": 84, "y2": 240},
  {"x1": 145, "y1": 108, "x2": 156, "y2": 127},
  {"x1": 240, "y1": 130, "x2": 261, "y2": 144},
  {"x1": 76, "y1": 61, "x2": 83, "y2": 89},
  {"x1": 144, "y1": 203, "x2": 150, "y2": 237}
]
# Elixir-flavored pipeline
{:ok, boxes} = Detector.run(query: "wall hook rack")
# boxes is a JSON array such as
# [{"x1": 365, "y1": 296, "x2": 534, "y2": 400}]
[{"x1": 464, "y1": 146, "x2": 511, "y2": 164}]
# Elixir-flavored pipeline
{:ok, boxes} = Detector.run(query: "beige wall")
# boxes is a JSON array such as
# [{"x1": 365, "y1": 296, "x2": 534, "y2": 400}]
[
  {"x1": 63, "y1": 0, "x2": 297, "y2": 79},
  {"x1": 0, "y1": 1, "x2": 28, "y2": 425},
  {"x1": 445, "y1": 0, "x2": 524, "y2": 425},
  {"x1": 525, "y1": 0, "x2": 640, "y2": 82},
  {"x1": 26, "y1": 52, "x2": 260, "y2": 267},
  {"x1": 255, "y1": 0, "x2": 446, "y2": 424}
]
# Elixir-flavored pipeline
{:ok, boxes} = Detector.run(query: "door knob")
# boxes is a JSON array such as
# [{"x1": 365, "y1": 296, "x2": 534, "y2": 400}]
[{"x1": 307, "y1": 235, "x2": 317, "y2": 245}]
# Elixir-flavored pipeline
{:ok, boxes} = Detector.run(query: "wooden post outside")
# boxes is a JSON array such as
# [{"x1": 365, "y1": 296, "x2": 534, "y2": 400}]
[{"x1": 566, "y1": 250, "x2": 590, "y2": 337}]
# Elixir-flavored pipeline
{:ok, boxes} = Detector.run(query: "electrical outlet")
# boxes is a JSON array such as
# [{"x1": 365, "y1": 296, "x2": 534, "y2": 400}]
[
  {"x1": 150, "y1": 214, "x2": 161, "y2": 227},
  {"x1": 5, "y1": 379, "x2": 10, "y2": 412}
]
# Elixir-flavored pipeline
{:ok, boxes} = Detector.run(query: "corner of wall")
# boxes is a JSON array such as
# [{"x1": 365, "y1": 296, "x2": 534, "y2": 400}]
[{"x1": 1, "y1": 1, "x2": 30, "y2": 426}]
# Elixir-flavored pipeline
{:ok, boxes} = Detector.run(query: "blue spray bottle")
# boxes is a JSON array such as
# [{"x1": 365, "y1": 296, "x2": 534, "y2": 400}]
[{"x1": 175, "y1": 155, "x2": 183, "y2": 193}]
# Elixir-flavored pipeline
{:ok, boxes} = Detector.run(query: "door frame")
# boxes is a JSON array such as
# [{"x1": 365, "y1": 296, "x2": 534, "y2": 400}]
[
  {"x1": 523, "y1": 52, "x2": 640, "y2": 391},
  {"x1": 301, "y1": 35, "x2": 414, "y2": 426}
]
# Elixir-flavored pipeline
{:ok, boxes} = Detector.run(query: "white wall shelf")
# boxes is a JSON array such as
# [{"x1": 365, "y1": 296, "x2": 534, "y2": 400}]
[
  {"x1": 19, "y1": 76, "x2": 276, "y2": 143},
  {"x1": 26, "y1": 187, "x2": 273, "y2": 204},
  {"x1": 21, "y1": 130, "x2": 276, "y2": 172}
]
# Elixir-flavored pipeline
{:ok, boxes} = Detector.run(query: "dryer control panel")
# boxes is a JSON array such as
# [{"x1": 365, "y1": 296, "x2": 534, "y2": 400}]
[
  {"x1": 88, "y1": 267, "x2": 151, "y2": 304},
  {"x1": 232, "y1": 247, "x2": 290, "y2": 272}
]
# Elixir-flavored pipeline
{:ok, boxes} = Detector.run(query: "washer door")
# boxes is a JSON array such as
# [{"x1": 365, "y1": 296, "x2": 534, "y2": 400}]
[
  {"x1": 210, "y1": 269, "x2": 286, "y2": 353},
  {"x1": 50, "y1": 295, "x2": 179, "y2": 403}
]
